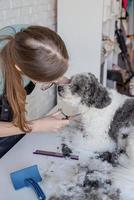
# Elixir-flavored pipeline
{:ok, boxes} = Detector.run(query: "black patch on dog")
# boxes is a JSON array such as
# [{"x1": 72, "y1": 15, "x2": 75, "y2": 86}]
[
  {"x1": 83, "y1": 175, "x2": 99, "y2": 188},
  {"x1": 108, "y1": 99, "x2": 134, "y2": 142},
  {"x1": 122, "y1": 134, "x2": 128, "y2": 139},
  {"x1": 96, "y1": 151, "x2": 119, "y2": 166},
  {"x1": 82, "y1": 167, "x2": 121, "y2": 200},
  {"x1": 70, "y1": 73, "x2": 111, "y2": 109},
  {"x1": 61, "y1": 143, "x2": 72, "y2": 157}
]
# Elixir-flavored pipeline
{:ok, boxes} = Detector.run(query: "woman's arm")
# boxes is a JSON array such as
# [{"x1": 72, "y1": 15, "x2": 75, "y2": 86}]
[
  {"x1": 0, "y1": 112, "x2": 69, "y2": 137},
  {"x1": 0, "y1": 122, "x2": 24, "y2": 136}
]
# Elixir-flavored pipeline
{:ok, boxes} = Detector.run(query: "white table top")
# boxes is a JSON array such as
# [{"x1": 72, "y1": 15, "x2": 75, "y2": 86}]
[
  {"x1": 1, "y1": 114, "x2": 134, "y2": 200},
  {"x1": 0, "y1": 131, "x2": 80, "y2": 200}
]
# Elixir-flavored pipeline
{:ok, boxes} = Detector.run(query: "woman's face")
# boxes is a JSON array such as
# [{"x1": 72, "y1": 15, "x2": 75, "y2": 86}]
[
  {"x1": 30, "y1": 79, "x2": 58, "y2": 91},
  {"x1": 31, "y1": 76, "x2": 69, "y2": 91},
  {"x1": 15, "y1": 64, "x2": 69, "y2": 90}
]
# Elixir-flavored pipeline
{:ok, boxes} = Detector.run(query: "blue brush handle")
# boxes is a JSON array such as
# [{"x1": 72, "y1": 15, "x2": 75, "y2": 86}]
[{"x1": 25, "y1": 178, "x2": 46, "y2": 200}]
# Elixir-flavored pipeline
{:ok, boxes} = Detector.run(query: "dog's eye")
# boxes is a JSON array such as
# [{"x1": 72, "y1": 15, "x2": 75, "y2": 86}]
[
  {"x1": 85, "y1": 86, "x2": 88, "y2": 90},
  {"x1": 72, "y1": 84, "x2": 80, "y2": 92}
]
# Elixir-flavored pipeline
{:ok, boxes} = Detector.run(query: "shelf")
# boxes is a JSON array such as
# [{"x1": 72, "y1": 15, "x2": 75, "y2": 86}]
[
  {"x1": 103, "y1": 0, "x2": 121, "y2": 22},
  {"x1": 103, "y1": 14, "x2": 119, "y2": 23},
  {"x1": 101, "y1": 0, "x2": 121, "y2": 86}
]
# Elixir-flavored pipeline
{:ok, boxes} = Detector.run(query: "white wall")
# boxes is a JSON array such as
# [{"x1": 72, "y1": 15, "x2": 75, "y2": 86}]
[{"x1": 58, "y1": 0, "x2": 103, "y2": 80}]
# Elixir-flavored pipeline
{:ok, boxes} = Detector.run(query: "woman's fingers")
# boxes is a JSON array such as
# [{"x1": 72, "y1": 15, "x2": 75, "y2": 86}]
[
  {"x1": 33, "y1": 117, "x2": 69, "y2": 133},
  {"x1": 52, "y1": 111, "x2": 61, "y2": 117},
  {"x1": 52, "y1": 110, "x2": 68, "y2": 120},
  {"x1": 62, "y1": 119, "x2": 69, "y2": 125},
  {"x1": 53, "y1": 119, "x2": 69, "y2": 132}
]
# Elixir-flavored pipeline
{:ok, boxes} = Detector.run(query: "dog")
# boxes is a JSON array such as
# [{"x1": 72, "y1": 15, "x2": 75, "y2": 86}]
[{"x1": 51, "y1": 73, "x2": 134, "y2": 200}]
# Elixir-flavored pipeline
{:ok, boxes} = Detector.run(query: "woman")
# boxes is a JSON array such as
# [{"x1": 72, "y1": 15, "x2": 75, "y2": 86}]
[{"x1": 0, "y1": 25, "x2": 69, "y2": 158}]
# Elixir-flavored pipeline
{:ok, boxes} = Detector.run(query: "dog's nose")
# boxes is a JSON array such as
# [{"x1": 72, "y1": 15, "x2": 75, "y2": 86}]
[{"x1": 58, "y1": 85, "x2": 64, "y2": 92}]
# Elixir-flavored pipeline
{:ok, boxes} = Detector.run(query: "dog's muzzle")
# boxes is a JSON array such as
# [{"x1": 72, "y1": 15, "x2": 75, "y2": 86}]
[{"x1": 58, "y1": 85, "x2": 64, "y2": 97}]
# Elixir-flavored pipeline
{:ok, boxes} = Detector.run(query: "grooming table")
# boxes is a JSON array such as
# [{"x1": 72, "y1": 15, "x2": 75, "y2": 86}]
[
  {"x1": 0, "y1": 107, "x2": 79, "y2": 200},
  {"x1": 0, "y1": 131, "x2": 80, "y2": 200},
  {"x1": 0, "y1": 106, "x2": 133, "y2": 200}
]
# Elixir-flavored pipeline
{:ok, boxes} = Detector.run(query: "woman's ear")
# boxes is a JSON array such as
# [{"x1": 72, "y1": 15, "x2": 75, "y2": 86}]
[{"x1": 15, "y1": 64, "x2": 22, "y2": 72}]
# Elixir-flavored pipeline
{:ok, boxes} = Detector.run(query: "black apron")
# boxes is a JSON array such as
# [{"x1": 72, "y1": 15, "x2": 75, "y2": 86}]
[{"x1": 0, "y1": 81, "x2": 35, "y2": 158}]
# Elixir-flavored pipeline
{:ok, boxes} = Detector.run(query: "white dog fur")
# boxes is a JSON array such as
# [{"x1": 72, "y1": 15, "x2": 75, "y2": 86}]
[{"x1": 54, "y1": 73, "x2": 134, "y2": 200}]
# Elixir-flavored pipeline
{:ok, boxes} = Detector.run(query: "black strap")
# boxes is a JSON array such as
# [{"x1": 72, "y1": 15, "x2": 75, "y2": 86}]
[{"x1": 24, "y1": 81, "x2": 35, "y2": 95}]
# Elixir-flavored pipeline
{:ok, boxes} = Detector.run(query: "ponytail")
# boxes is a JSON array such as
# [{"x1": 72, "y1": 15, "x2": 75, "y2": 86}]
[{"x1": 1, "y1": 37, "x2": 31, "y2": 132}]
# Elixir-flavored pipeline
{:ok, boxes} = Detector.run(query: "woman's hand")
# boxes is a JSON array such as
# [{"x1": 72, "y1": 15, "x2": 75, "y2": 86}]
[{"x1": 32, "y1": 111, "x2": 69, "y2": 133}]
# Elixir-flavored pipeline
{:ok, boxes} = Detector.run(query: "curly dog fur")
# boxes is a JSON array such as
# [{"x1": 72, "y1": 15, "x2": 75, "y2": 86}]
[{"x1": 48, "y1": 73, "x2": 134, "y2": 200}]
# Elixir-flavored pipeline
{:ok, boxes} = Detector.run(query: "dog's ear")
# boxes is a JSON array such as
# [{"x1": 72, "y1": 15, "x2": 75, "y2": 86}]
[
  {"x1": 94, "y1": 85, "x2": 111, "y2": 108},
  {"x1": 81, "y1": 74, "x2": 111, "y2": 108}
]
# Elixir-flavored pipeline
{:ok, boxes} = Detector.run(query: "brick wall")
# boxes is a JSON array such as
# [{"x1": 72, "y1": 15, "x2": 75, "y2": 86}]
[
  {"x1": 0, "y1": 0, "x2": 57, "y2": 30},
  {"x1": 0, "y1": 0, "x2": 58, "y2": 120}
]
